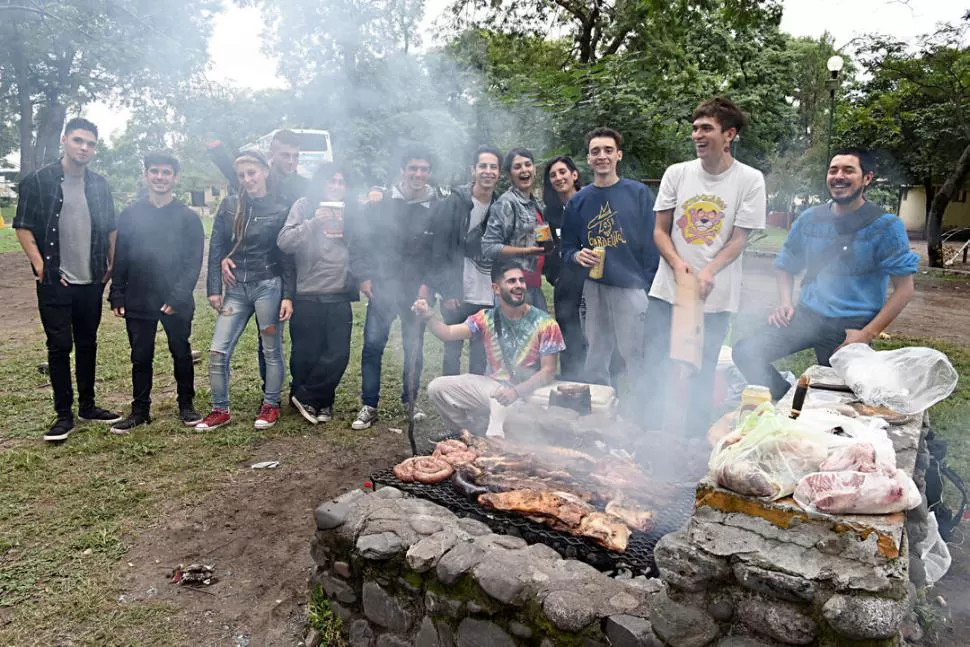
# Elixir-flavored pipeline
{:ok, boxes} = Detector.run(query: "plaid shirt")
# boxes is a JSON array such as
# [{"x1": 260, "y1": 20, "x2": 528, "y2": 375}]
[{"x1": 13, "y1": 160, "x2": 116, "y2": 284}]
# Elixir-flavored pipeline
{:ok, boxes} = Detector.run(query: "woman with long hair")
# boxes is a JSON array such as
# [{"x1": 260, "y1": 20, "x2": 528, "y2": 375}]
[
  {"x1": 543, "y1": 156, "x2": 586, "y2": 379},
  {"x1": 277, "y1": 162, "x2": 362, "y2": 425},
  {"x1": 197, "y1": 150, "x2": 294, "y2": 431}
]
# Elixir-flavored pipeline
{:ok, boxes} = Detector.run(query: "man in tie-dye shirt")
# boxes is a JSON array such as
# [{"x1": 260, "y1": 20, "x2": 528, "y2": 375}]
[{"x1": 413, "y1": 260, "x2": 564, "y2": 437}]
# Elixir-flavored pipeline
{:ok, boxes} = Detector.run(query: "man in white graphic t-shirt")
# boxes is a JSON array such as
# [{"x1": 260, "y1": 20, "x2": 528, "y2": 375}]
[{"x1": 644, "y1": 97, "x2": 766, "y2": 436}]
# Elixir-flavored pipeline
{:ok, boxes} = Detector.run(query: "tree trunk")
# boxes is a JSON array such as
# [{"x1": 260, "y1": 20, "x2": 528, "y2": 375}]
[
  {"x1": 922, "y1": 177, "x2": 934, "y2": 240},
  {"x1": 9, "y1": 21, "x2": 35, "y2": 175},
  {"x1": 927, "y1": 142, "x2": 970, "y2": 268},
  {"x1": 33, "y1": 100, "x2": 67, "y2": 169}
]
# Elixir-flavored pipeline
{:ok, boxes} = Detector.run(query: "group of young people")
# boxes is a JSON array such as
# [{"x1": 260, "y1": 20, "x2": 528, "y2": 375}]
[{"x1": 14, "y1": 94, "x2": 919, "y2": 444}]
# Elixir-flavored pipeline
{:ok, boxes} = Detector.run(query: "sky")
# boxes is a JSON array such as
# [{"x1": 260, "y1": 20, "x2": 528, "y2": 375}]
[{"x1": 67, "y1": 0, "x2": 970, "y2": 147}]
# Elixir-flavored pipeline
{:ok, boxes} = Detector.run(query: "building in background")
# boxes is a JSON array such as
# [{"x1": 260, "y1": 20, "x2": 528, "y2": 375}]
[{"x1": 899, "y1": 184, "x2": 970, "y2": 235}]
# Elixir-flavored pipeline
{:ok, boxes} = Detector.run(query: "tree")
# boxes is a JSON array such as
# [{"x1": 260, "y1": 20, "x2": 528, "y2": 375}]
[
  {"x1": 841, "y1": 24, "x2": 970, "y2": 266},
  {"x1": 0, "y1": 0, "x2": 217, "y2": 175}
]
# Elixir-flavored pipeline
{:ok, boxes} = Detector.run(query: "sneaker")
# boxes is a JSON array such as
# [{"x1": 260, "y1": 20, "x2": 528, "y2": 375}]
[
  {"x1": 352, "y1": 405, "x2": 378, "y2": 430},
  {"x1": 110, "y1": 413, "x2": 151, "y2": 435},
  {"x1": 316, "y1": 406, "x2": 333, "y2": 423},
  {"x1": 43, "y1": 418, "x2": 75, "y2": 442},
  {"x1": 291, "y1": 395, "x2": 319, "y2": 425},
  {"x1": 78, "y1": 406, "x2": 123, "y2": 424},
  {"x1": 255, "y1": 404, "x2": 280, "y2": 430},
  {"x1": 191, "y1": 350, "x2": 203, "y2": 364},
  {"x1": 179, "y1": 405, "x2": 203, "y2": 426},
  {"x1": 195, "y1": 409, "x2": 231, "y2": 431}
]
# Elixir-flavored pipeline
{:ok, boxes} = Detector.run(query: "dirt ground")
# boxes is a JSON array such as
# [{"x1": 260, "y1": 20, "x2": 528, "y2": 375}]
[{"x1": 1, "y1": 248, "x2": 968, "y2": 645}]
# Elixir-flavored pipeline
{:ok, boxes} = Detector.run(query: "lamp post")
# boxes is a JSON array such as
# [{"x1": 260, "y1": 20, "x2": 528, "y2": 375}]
[{"x1": 825, "y1": 55, "x2": 844, "y2": 163}]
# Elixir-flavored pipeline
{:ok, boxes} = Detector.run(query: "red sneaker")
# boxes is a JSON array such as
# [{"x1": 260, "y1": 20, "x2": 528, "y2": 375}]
[
  {"x1": 195, "y1": 409, "x2": 231, "y2": 431},
  {"x1": 255, "y1": 404, "x2": 280, "y2": 430}
]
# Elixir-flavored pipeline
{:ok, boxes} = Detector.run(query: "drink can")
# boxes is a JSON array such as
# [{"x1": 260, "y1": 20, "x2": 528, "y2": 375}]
[
  {"x1": 535, "y1": 223, "x2": 554, "y2": 254},
  {"x1": 739, "y1": 385, "x2": 772, "y2": 418},
  {"x1": 588, "y1": 246, "x2": 606, "y2": 279},
  {"x1": 318, "y1": 201, "x2": 344, "y2": 238}
]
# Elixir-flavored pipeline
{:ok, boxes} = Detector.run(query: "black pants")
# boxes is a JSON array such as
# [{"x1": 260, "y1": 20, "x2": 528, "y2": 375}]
[
  {"x1": 36, "y1": 282, "x2": 105, "y2": 419},
  {"x1": 441, "y1": 301, "x2": 489, "y2": 376},
  {"x1": 126, "y1": 314, "x2": 195, "y2": 415},
  {"x1": 553, "y1": 263, "x2": 588, "y2": 380},
  {"x1": 290, "y1": 300, "x2": 353, "y2": 409},
  {"x1": 732, "y1": 305, "x2": 871, "y2": 400}
]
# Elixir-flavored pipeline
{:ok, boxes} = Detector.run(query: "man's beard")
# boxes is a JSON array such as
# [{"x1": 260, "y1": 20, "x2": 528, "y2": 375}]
[
  {"x1": 500, "y1": 290, "x2": 526, "y2": 307},
  {"x1": 830, "y1": 184, "x2": 864, "y2": 206}
]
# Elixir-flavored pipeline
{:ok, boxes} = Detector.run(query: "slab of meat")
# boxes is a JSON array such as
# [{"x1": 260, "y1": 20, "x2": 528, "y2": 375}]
[
  {"x1": 794, "y1": 468, "x2": 921, "y2": 515},
  {"x1": 715, "y1": 461, "x2": 777, "y2": 498},
  {"x1": 478, "y1": 490, "x2": 593, "y2": 528},
  {"x1": 579, "y1": 512, "x2": 631, "y2": 552},
  {"x1": 820, "y1": 443, "x2": 878, "y2": 473},
  {"x1": 605, "y1": 498, "x2": 655, "y2": 532}
]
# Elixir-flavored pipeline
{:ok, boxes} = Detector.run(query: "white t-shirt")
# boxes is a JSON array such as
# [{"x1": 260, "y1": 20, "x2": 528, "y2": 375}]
[
  {"x1": 649, "y1": 158, "x2": 766, "y2": 313},
  {"x1": 462, "y1": 197, "x2": 493, "y2": 305}
]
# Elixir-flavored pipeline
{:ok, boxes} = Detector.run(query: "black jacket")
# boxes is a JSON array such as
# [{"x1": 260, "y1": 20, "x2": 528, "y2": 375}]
[
  {"x1": 12, "y1": 160, "x2": 116, "y2": 285},
  {"x1": 542, "y1": 202, "x2": 566, "y2": 285},
  {"x1": 108, "y1": 198, "x2": 204, "y2": 319},
  {"x1": 352, "y1": 185, "x2": 437, "y2": 292},
  {"x1": 428, "y1": 185, "x2": 497, "y2": 301},
  {"x1": 207, "y1": 194, "x2": 296, "y2": 299}
]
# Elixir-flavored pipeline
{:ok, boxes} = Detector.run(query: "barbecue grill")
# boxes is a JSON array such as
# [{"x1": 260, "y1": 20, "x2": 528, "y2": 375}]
[{"x1": 371, "y1": 466, "x2": 696, "y2": 576}]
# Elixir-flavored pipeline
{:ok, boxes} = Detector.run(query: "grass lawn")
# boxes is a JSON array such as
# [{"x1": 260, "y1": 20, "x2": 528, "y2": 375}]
[
  {"x1": 0, "y1": 293, "x2": 442, "y2": 644},
  {"x1": 0, "y1": 224, "x2": 21, "y2": 253},
  {"x1": 748, "y1": 226, "x2": 788, "y2": 254},
  {"x1": 1, "y1": 272, "x2": 968, "y2": 643}
]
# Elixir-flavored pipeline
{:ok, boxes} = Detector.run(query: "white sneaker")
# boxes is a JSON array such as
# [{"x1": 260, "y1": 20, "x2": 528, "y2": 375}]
[
  {"x1": 316, "y1": 406, "x2": 333, "y2": 423},
  {"x1": 410, "y1": 406, "x2": 427, "y2": 422},
  {"x1": 352, "y1": 405, "x2": 378, "y2": 430}
]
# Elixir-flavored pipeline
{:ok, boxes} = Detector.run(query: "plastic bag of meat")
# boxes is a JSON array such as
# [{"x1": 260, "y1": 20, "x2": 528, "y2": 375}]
[
  {"x1": 794, "y1": 468, "x2": 921, "y2": 515},
  {"x1": 708, "y1": 404, "x2": 831, "y2": 500},
  {"x1": 830, "y1": 344, "x2": 958, "y2": 415}
]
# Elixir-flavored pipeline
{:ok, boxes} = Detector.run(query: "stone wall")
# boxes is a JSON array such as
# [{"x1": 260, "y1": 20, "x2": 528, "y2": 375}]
[
  {"x1": 310, "y1": 486, "x2": 668, "y2": 646},
  {"x1": 647, "y1": 367, "x2": 930, "y2": 647}
]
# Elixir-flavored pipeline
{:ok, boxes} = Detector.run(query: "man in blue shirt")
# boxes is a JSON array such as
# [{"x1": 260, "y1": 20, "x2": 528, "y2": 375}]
[
  {"x1": 732, "y1": 148, "x2": 919, "y2": 399},
  {"x1": 561, "y1": 127, "x2": 659, "y2": 389}
]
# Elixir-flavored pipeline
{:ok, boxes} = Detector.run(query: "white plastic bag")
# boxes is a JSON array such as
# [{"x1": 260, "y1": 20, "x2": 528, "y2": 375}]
[
  {"x1": 830, "y1": 344, "x2": 958, "y2": 415},
  {"x1": 916, "y1": 512, "x2": 952, "y2": 586},
  {"x1": 709, "y1": 404, "x2": 831, "y2": 500},
  {"x1": 794, "y1": 468, "x2": 921, "y2": 514}
]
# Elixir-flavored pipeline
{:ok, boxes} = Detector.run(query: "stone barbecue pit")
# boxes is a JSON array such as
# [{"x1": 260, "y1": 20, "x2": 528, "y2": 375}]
[{"x1": 309, "y1": 366, "x2": 932, "y2": 646}]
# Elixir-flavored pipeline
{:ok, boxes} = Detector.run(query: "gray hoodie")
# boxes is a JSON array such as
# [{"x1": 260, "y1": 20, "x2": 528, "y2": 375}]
[{"x1": 277, "y1": 197, "x2": 360, "y2": 302}]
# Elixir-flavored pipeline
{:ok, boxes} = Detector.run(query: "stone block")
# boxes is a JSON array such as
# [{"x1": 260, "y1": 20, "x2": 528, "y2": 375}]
[
  {"x1": 411, "y1": 515, "x2": 445, "y2": 536},
  {"x1": 717, "y1": 638, "x2": 774, "y2": 647},
  {"x1": 654, "y1": 531, "x2": 730, "y2": 592},
  {"x1": 374, "y1": 486, "x2": 405, "y2": 499},
  {"x1": 455, "y1": 518, "x2": 491, "y2": 536},
  {"x1": 474, "y1": 560, "x2": 528, "y2": 605},
  {"x1": 436, "y1": 620, "x2": 457, "y2": 647},
  {"x1": 330, "y1": 601, "x2": 354, "y2": 622},
  {"x1": 408, "y1": 530, "x2": 461, "y2": 573},
  {"x1": 650, "y1": 589, "x2": 718, "y2": 647},
  {"x1": 334, "y1": 561, "x2": 352, "y2": 579},
  {"x1": 605, "y1": 614, "x2": 659, "y2": 647},
  {"x1": 320, "y1": 572, "x2": 357, "y2": 604},
  {"x1": 415, "y1": 617, "x2": 439, "y2": 647},
  {"x1": 376, "y1": 635, "x2": 412, "y2": 647},
  {"x1": 436, "y1": 540, "x2": 486, "y2": 586},
  {"x1": 507, "y1": 620, "x2": 533, "y2": 638},
  {"x1": 425, "y1": 590, "x2": 463, "y2": 618},
  {"x1": 310, "y1": 536, "x2": 329, "y2": 567},
  {"x1": 733, "y1": 563, "x2": 817, "y2": 603},
  {"x1": 349, "y1": 619, "x2": 375, "y2": 647},
  {"x1": 362, "y1": 581, "x2": 413, "y2": 633},
  {"x1": 737, "y1": 599, "x2": 817, "y2": 646},
  {"x1": 315, "y1": 501, "x2": 352, "y2": 530},
  {"x1": 543, "y1": 589, "x2": 599, "y2": 632},
  {"x1": 456, "y1": 618, "x2": 516, "y2": 647},
  {"x1": 822, "y1": 594, "x2": 905, "y2": 640},
  {"x1": 358, "y1": 532, "x2": 405, "y2": 561}
]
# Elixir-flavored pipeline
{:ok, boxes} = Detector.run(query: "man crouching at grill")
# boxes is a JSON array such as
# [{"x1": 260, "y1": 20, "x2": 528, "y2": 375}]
[{"x1": 412, "y1": 260, "x2": 565, "y2": 437}]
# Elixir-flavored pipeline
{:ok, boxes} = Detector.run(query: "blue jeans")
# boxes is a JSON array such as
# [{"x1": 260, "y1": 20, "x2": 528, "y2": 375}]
[
  {"x1": 361, "y1": 287, "x2": 425, "y2": 408},
  {"x1": 209, "y1": 277, "x2": 284, "y2": 410}
]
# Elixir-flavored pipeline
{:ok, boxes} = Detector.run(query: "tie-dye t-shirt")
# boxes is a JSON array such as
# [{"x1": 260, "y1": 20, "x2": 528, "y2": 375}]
[{"x1": 465, "y1": 306, "x2": 565, "y2": 383}]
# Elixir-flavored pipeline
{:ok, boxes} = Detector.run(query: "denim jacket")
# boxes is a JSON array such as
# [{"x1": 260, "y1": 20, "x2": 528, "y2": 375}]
[{"x1": 481, "y1": 187, "x2": 545, "y2": 274}]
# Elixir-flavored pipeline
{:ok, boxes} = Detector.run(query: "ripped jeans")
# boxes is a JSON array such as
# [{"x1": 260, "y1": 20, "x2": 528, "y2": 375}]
[{"x1": 208, "y1": 277, "x2": 284, "y2": 410}]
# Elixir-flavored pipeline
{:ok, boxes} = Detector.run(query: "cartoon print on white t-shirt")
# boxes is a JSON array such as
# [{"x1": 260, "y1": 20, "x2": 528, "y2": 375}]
[{"x1": 677, "y1": 194, "x2": 728, "y2": 246}]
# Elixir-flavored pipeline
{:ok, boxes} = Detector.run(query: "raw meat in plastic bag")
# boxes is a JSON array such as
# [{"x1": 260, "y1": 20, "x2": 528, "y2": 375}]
[
  {"x1": 709, "y1": 404, "x2": 831, "y2": 500},
  {"x1": 794, "y1": 468, "x2": 921, "y2": 514},
  {"x1": 829, "y1": 344, "x2": 958, "y2": 415}
]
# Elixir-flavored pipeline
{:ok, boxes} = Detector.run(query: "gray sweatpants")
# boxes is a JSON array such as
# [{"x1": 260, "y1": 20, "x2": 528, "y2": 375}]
[
  {"x1": 427, "y1": 374, "x2": 511, "y2": 437},
  {"x1": 582, "y1": 280, "x2": 648, "y2": 388}
]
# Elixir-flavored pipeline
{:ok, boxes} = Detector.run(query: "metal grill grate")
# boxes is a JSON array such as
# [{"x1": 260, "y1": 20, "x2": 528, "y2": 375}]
[{"x1": 371, "y1": 467, "x2": 696, "y2": 576}]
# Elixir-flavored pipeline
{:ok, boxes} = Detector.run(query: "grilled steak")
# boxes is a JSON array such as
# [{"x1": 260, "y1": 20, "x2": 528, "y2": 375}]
[
  {"x1": 479, "y1": 490, "x2": 593, "y2": 528},
  {"x1": 579, "y1": 512, "x2": 631, "y2": 552}
]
